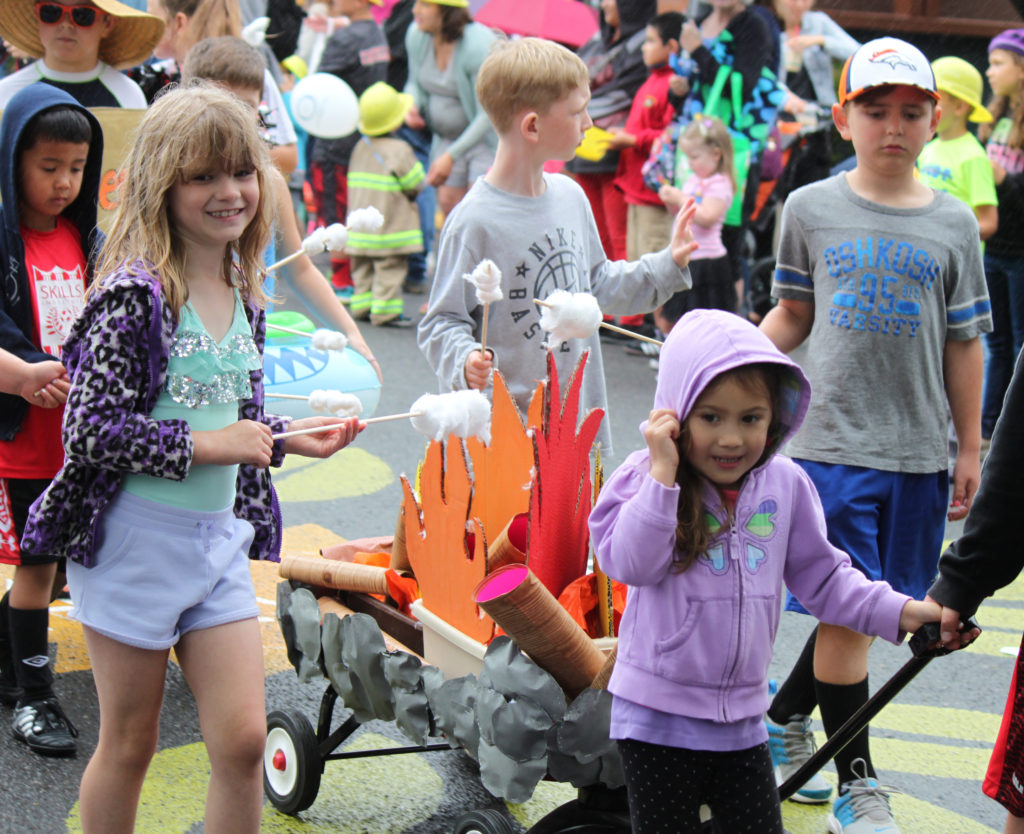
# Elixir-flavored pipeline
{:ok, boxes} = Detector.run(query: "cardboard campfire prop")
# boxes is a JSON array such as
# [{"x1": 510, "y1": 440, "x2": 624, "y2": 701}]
[{"x1": 276, "y1": 349, "x2": 629, "y2": 801}]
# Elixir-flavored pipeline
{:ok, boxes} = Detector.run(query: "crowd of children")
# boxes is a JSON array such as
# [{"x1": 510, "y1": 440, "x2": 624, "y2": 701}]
[{"x1": 0, "y1": 0, "x2": 1022, "y2": 830}]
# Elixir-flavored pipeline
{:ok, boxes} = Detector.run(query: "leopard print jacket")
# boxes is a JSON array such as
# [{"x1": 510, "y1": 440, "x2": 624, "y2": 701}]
[{"x1": 21, "y1": 262, "x2": 290, "y2": 567}]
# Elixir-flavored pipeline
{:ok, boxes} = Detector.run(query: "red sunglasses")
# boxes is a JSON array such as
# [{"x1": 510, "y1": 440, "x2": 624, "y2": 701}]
[{"x1": 34, "y1": 3, "x2": 103, "y2": 27}]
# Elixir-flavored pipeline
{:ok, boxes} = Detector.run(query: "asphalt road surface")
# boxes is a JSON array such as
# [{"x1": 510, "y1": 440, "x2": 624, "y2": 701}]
[{"x1": 0, "y1": 284, "x2": 1015, "y2": 834}]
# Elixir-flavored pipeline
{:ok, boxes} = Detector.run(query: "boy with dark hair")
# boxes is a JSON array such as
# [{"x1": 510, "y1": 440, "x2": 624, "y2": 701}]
[
  {"x1": 0, "y1": 84, "x2": 105, "y2": 756},
  {"x1": 760, "y1": 37, "x2": 991, "y2": 831},
  {"x1": 418, "y1": 36, "x2": 697, "y2": 456}
]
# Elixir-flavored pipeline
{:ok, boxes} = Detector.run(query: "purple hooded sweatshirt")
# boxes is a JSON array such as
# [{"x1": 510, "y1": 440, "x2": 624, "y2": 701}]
[{"x1": 589, "y1": 309, "x2": 910, "y2": 730}]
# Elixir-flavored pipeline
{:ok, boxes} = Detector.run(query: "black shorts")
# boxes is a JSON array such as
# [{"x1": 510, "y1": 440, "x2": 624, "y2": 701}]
[{"x1": 0, "y1": 478, "x2": 60, "y2": 567}]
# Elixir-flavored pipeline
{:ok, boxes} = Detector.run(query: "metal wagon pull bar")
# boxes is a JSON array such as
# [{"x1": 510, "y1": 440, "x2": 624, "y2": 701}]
[{"x1": 777, "y1": 618, "x2": 981, "y2": 802}]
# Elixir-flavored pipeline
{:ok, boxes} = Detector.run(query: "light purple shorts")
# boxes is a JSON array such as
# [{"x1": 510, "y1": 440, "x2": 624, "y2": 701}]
[{"x1": 67, "y1": 491, "x2": 260, "y2": 650}]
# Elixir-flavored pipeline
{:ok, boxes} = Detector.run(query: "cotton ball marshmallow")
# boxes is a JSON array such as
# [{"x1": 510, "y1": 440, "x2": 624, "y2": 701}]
[
  {"x1": 463, "y1": 259, "x2": 503, "y2": 304},
  {"x1": 301, "y1": 227, "x2": 328, "y2": 256},
  {"x1": 539, "y1": 290, "x2": 602, "y2": 349},
  {"x1": 409, "y1": 391, "x2": 491, "y2": 443},
  {"x1": 347, "y1": 206, "x2": 384, "y2": 233},
  {"x1": 309, "y1": 390, "x2": 363, "y2": 417},
  {"x1": 311, "y1": 328, "x2": 348, "y2": 351},
  {"x1": 322, "y1": 223, "x2": 349, "y2": 252}
]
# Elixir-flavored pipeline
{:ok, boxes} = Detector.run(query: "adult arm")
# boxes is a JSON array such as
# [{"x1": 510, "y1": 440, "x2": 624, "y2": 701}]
[
  {"x1": 929, "y1": 349, "x2": 1024, "y2": 623},
  {"x1": 444, "y1": 24, "x2": 497, "y2": 162}
]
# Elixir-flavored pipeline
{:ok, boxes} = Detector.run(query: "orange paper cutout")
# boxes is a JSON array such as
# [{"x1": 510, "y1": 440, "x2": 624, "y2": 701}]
[
  {"x1": 464, "y1": 371, "x2": 535, "y2": 551},
  {"x1": 400, "y1": 438, "x2": 494, "y2": 643}
]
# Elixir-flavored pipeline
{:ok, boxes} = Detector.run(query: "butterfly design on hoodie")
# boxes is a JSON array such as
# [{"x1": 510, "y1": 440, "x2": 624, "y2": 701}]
[{"x1": 698, "y1": 499, "x2": 778, "y2": 576}]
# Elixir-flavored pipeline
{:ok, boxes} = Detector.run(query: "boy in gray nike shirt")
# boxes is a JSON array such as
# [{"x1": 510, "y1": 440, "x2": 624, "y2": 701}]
[{"x1": 417, "y1": 37, "x2": 697, "y2": 455}]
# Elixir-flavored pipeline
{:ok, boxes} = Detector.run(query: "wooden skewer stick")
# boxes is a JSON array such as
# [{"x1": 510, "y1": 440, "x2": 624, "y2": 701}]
[
  {"x1": 533, "y1": 298, "x2": 664, "y2": 347},
  {"x1": 266, "y1": 322, "x2": 311, "y2": 338},
  {"x1": 264, "y1": 392, "x2": 309, "y2": 401},
  {"x1": 265, "y1": 249, "x2": 306, "y2": 273},
  {"x1": 272, "y1": 411, "x2": 423, "y2": 440},
  {"x1": 480, "y1": 303, "x2": 491, "y2": 357}
]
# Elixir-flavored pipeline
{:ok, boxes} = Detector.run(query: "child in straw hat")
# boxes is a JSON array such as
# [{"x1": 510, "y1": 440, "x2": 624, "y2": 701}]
[{"x1": 0, "y1": 0, "x2": 164, "y2": 109}]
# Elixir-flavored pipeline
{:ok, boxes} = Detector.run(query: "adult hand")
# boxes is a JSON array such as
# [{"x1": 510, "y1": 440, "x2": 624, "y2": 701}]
[
  {"x1": 405, "y1": 105, "x2": 426, "y2": 131},
  {"x1": 680, "y1": 20, "x2": 702, "y2": 55},
  {"x1": 426, "y1": 152, "x2": 454, "y2": 187},
  {"x1": 786, "y1": 34, "x2": 824, "y2": 54},
  {"x1": 924, "y1": 595, "x2": 982, "y2": 650},
  {"x1": 668, "y1": 75, "x2": 690, "y2": 99}
]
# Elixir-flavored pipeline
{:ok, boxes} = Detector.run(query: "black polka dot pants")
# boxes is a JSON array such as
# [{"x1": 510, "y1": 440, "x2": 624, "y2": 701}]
[{"x1": 617, "y1": 738, "x2": 785, "y2": 833}]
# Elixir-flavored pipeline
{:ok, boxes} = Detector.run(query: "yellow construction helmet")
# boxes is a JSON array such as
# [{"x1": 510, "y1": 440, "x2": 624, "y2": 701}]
[{"x1": 358, "y1": 82, "x2": 414, "y2": 137}]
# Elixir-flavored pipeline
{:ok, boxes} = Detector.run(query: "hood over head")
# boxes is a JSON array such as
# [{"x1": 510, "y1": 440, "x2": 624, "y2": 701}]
[
  {"x1": 652, "y1": 309, "x2": 810, "y2": 458},
  {"x1": 0, "y1": 83, "x2": 104, "y2": 247}
]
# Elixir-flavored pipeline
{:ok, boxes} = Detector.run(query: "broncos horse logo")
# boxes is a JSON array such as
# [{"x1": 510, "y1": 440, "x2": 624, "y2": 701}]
[{"x1": 869, "y1": 48, "x2": 917, "y2": 72}]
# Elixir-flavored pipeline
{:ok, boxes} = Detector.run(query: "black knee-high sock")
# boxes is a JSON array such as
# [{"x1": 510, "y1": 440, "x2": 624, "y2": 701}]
[
  {"x1": 815, "y1": 677, "x2": 873, "y2": 788},
  {"x1": 0, "y1": 592, "x2": 11, "y2": 673},
  {"x1": 9, "y1": 606, "x2": 53, "y2": 704},
  {"x1": 767, "y1": 626, "x2": 818, "y2": 724}
]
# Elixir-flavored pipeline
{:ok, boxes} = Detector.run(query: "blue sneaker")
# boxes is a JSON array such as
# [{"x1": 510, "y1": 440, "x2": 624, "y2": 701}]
[
  {"x1": 826, "y1": 759, "x2": 900, "y2": 833},
  {"x1": 765, "y1": 679, "x2": 833, "y2": 804},
  {"x1": 334, "y1": 286, "x2": 354, "y2": 304}
]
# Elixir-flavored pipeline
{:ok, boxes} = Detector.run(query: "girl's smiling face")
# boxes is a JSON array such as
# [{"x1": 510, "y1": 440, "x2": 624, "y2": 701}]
[
  {"x1": 169, "y1": 164, "x2": 259, "y2": 258},
  {"x1": 684, "y1": 374, "x2": 772, "y2": 489}
]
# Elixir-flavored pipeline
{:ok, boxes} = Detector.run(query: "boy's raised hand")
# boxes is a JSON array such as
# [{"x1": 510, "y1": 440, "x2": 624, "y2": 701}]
[
  {"x1": 644, "y1": 408, "x2": 680, "y2": 487},
  {"x1": 464, "y1": 349, "x2": 493, "y2": 391},
  {"x1": 669, "y1": 196, "x2": 699, "y2": 270}
]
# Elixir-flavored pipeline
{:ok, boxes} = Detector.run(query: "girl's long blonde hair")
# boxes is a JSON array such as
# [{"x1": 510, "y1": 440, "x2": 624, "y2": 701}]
[
  {"x1": 681, "y1": 115, "x2": 736, "y2": 194},
  {"x1": 93, "y1": 82, "x2": 273, "y2": 315},
  {"x1": 979, "y1": 48, "x2": 1024, "y2": 148}
]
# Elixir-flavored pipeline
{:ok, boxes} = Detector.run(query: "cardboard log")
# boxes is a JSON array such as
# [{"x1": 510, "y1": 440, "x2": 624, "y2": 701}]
[
  {"x1": 486, "y1": 513, "x2": 528, "y2": 574},
  {"x1": 589, "y1": 643, "x2": 617, "y2": 690},
  {"x1": 390, "y1": 504, "x2": 410, "y2": 572},
  {"x1": 474, "y1": 564, "x2": 606, "y2": 699},
  {"x1": 280, "y1": 555, "x2": 388, "y2": 595}
]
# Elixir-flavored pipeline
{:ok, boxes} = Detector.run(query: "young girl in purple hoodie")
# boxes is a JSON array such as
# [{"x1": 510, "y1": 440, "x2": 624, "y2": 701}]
[{"x1": 588, "y1": 308, "x2": 940, "y2": 833}]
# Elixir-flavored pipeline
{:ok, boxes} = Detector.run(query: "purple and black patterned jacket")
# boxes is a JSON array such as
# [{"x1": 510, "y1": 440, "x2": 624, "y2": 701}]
[{"x1": 21, "y1": 261, "x2": 291, "y2": 567}]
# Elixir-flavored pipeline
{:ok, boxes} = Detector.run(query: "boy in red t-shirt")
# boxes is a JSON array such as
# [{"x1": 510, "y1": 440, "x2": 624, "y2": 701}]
[
  {"x1": 607, "y1": 11, "x2": 685, "y2": 332},
  {"x1": 0, "y1": 83, "x2": 104, "y2": 757}
]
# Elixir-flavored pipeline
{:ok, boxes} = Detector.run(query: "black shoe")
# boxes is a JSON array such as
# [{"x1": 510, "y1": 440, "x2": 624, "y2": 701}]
[
  {"x1": 376, "y1": 314, "x2": 415, "y2": 329},
  {"x1": 623, "y1": 340, "x2": 661, "y2": 357},
  {"x1": 12, "y1": 697, "x2": 78, "y2": 756}
]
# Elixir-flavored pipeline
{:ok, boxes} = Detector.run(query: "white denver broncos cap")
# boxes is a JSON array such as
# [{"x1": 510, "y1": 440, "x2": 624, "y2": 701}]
[{"x1": 838, "y1": 37, "x2": 939, "y2": 106}]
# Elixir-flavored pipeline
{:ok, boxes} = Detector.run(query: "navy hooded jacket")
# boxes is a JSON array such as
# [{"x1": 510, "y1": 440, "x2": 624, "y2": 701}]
[{"x1": 0, "y1": 84, "x2": 104, "y2": 441}]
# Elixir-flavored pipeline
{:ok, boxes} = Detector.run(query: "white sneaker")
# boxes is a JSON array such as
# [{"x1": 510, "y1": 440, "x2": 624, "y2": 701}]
[
  {"x1": 765, "y1": 702, "x2": 833, "y2": 803},
  {"x1": 826, "y1": 759, "x2": 901, "y2": 833}
]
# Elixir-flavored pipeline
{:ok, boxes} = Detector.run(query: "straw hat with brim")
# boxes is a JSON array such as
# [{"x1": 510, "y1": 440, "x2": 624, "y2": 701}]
[
  {"x1": 0, "y1": 0, "x2": 166, "y2": 70},
  {"x1": 358, "y1": 82, "x2": 414, "y2": 137},
  {"x1": 932, "y1": 56, "x2": 993, "y2": 123}
]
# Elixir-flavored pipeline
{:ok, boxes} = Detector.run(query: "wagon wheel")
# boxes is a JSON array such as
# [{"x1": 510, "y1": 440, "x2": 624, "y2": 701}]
[
  {"x1": 452, "y1": 808, "x2": 516, "y2": 834},
  {"x1": 263, "y1": 709, "x2": 322, "y2": 814}
]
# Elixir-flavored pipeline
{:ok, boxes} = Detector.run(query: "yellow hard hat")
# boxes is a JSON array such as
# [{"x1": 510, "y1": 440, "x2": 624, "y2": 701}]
[
  {"x1": 424, "y1": 0, "x2": 470, "y2": 5},
  {"x1": 281, "y1": 55, "x2": 308, "y2": 80},
  {"x1": 358, "y1": 82, "x2": 414, "y2": 137},
  {"x1": 932, "y1": 56, "x2": 993, "y2": 123}
]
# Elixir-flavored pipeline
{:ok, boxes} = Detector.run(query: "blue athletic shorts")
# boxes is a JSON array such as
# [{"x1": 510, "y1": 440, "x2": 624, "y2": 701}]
[
  {"x1": 785, "y1": 460, "x2": 947, "y2": 615},
  {"x1": 67, "y1": 491, "x2": 259, "y2": 650}
]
